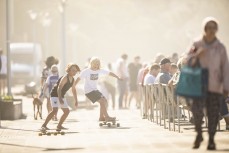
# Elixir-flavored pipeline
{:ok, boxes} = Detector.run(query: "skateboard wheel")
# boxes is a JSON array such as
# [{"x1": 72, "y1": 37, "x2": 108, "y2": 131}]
[
  {"x1": 60, "y1": 132, "x2": 65, "y2": 135},
  {"x1": 47, "y1": 132, "x2": 51, "y2": 136},
  {"x1": 38, "y1": 133, "x2": 42, "y2": 136},
  {"x1": 117, "y1": 123, "x2": 120, "y2": 127},
  {"x1": 99, "y1": 123, "x2": 103, "y2": 126},
  {"x1": 54, "y1": 132, "x2": 58, "y2": 136},
  {"x1": 107, "y1": 123, "x2": 111, "y2": 127}
]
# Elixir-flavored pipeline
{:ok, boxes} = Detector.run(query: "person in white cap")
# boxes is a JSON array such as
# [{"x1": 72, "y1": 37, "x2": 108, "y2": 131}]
[{"x1": 186, "y1": 17, "x2": 229, "y2": 150}]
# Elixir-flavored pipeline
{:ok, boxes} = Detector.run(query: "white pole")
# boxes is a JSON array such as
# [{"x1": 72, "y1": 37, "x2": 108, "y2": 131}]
[
  {"x1": 6, "y1": 0, "x2": 12, "y2": 96},
  {"x1": 61, "y1": 0, "x2": 67, "y2": 75}
]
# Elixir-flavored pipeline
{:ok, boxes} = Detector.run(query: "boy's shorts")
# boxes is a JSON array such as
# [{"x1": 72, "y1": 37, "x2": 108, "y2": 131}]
[
  {"x1": 85, "y1": 90, "x2": 104, "y2": 103},
  {"x1": 50, "y1": 97, "x2": 69, "y2": 108}
]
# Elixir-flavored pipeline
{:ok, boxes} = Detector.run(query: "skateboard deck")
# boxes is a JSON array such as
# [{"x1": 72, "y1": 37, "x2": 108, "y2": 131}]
[
  {"x1": 38, "y1": 127, "x2": 65, "y2": 136},
  {"x1": 99, "y1": 120, "x2": 120, "y2": 127}
]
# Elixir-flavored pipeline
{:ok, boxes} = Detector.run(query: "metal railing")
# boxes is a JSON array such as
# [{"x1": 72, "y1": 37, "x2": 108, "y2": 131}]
[{"x1": 140, "y1": 83, "x2": 192, "y2": 133}]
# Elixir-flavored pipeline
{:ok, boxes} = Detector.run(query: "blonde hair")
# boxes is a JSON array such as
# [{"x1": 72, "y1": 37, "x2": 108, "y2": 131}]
[
  {"x1": 89, "y1": 57, "x2": 101, "y2": 69},
  {"x1": 65, "y1": 63, "x2": 80, "y2": 73}
]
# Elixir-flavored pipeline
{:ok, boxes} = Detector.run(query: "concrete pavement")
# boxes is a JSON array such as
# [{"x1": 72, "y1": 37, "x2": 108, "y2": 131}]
[{"x1": 0, "y1": 94, "x2": 229, "y2": 153}]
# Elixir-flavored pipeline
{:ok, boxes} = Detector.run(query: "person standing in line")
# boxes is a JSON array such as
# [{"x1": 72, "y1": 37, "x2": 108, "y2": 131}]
[
  {"x1": 170, "y1": 63, "x2": 178, "y2": 77},
  {"x1": 0, "y1": 49, "x2": 7, "y2": 95},
  {"x1": 40, "y1": 56, "x2": 59, "y2": 116},
  {"x1": 171, "y1": 52, "x2": 179, "y2": 64},
  {"x1": 116, "y1": 54, "x2": 128, "y2": 109},
  {"x1": 186, "y1": 17, "x2": 229, "y2": 150},
  {"x1": 41, "y1": 63, "x2": 80, "y2": 130},
  {"x1": 143, "y1": 63, "x2": 160, "y2": 85},
  {"x1": 74, "y1": 57, "x2": 122, "y2": 121},
  {"x1": 102, "y1": 63, "x2": 116, "y2": 109},
  {"x1": 127, "y1": 56, "x2": 142, "y2": 108},
  {"x1": 42, "y1": 65, "x2": 59, "y2": 121},
  {"x1": 154, "y1": 58, "x2": 172, "y2": 84}
]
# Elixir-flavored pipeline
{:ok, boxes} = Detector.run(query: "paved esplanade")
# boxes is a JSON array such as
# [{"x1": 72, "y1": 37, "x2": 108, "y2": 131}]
[{"x1": 0, "y1": 95, "x2": 228, "y2": 153}]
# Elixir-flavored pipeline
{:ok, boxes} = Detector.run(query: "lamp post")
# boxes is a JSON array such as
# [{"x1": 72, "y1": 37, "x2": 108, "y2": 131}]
[
  {"x1": 28, "y1": 10, "x2": 37, "y2": 43},
  {"x1": 59, "y1": 0, "x2": 67, "y2": 75},
  {"x1": 42, "y1": 13, "x2": 52, "y2": 58},
  {"x1": 6, "y1": 0, "x2": 12, "y2": 96},
  {"x1": 69, "y1": 23, "x2": 78, "y2": 62},
  {"x1": 28, "y1": 10, "x2": 37, "y2": 77}
]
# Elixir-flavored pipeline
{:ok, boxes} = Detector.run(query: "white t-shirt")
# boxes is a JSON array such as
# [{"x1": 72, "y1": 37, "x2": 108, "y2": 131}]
[
  {"x1": 79, "y1": 68, "x2": 110, "y2": 94},
  {"x1": 144, "y1": 73, "x2": 155, "y2": 85},
  {"x1": 0, "y1": 55, "x2": 7, "y2": 74},
  {"x1": 116, "y1": 58, "x2": 128, "y2": 78}
]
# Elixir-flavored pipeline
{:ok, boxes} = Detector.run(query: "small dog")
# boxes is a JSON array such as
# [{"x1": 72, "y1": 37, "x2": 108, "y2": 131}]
[{"x1": 32, "y1": 94, "x2": 43, "y2": 120}]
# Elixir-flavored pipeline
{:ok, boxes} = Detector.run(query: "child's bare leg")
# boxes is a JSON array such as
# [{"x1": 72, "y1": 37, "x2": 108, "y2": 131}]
[
  {"x1": 47, "y1": 98, "x2": 52, "y2": 113},
  {"x1": 42, "y1": 107, "x2": 58, "y2": 128},
  {"x1": 98, "y1": 98, "x2": 115, "y2": 120},
  {"x1": 99, "y1": 106, "x2": 104, "y2": 120},
  {"x1": 57, "y1": 108, "x2": 70, "y2": 128}
]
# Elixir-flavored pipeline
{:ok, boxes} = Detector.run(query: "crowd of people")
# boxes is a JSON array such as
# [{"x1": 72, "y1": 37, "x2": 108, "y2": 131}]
[{"x1": 0, "y1": 16, "x2": 228, "y2": 151}]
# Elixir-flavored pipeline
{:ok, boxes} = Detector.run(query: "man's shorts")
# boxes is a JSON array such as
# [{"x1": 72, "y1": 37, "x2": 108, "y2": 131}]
[
  {"x1": 85, "y1": 90, "x2": 104, "y2": 103},
  {"x1": 50, "y1": 97, "x2": 69, "y2": 108}
]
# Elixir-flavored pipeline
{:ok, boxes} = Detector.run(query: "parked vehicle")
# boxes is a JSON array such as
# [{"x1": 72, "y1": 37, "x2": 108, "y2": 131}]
[{"x1": 10, "y1": 43, "x2": 42, "y2": 85}]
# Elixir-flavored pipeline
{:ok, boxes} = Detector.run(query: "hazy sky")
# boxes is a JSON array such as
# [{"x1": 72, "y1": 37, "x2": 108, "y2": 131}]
[{"x1": 0, "y1": 0, "x2": 229, "y2": 68}]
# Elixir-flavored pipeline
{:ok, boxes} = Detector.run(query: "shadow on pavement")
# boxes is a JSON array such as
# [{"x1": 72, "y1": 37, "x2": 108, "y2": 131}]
[
  {"x1": 64, "y1": 131, "x2": 80, "y2": 134},
  {"x1": 216, "y1": 149, "x2": 229, "y2": 152},
  {"x1": 0, "y1": 127, "x2": 35, "y2": 132},
  {"x1": 0, "y1": 142, "x2": 84, "y2": 151},
  {"x1": 99, "y1": 127, "x2": 131, "y2": 130},
  {"x1": 183, "y1": 127, "x2": 227, "y2": 132},
  {"x1": 43, "y1": 148, "x2": 84, "y2": 151}
]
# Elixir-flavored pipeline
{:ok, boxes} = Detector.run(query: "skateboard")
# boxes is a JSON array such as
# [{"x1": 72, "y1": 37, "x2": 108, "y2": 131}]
[
  {"x1": 99, "y1": 120, "x2": 120, "y2": 127},
  {"x1": 38, "y1": 127, "x2": 65, "y2": 136}
]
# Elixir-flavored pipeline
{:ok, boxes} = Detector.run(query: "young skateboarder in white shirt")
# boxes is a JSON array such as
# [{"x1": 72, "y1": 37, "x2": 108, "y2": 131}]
[{"x1": 73, "y1": 57, "x2": 122, "y2": 121}]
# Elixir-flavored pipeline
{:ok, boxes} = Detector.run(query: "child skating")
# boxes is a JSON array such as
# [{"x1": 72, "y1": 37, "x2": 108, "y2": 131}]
[
  {"x1": 41, "y1": 63, "x2": 80, "y2": 130},
  {"x1": 73, "y1": 57, "x2": 122, "y2": 121},
  {"x1": 42, "y1": 64, "x2": 59, "y2": 121}
]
